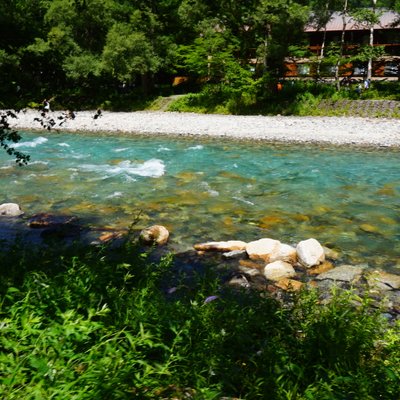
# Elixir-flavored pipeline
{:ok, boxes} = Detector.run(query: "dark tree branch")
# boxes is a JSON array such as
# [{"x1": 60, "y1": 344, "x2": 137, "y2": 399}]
[{"x1": 0, "y1": 111, "x2": 30, "y2": 166}]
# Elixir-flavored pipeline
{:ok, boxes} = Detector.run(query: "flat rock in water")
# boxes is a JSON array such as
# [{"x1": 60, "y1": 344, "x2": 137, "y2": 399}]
[
  {"x1": 194, "y1": 240, "x2": 247, "y2": 252},
  {"x1": 315, "y1": 264, "x2": 365, "y2": 282},
  {"x1": 28, "y1": 213, "x2": 78, "y2": 228},
  {"x1": 367, "y1": 270, "x2": 400, "y2": 290}
]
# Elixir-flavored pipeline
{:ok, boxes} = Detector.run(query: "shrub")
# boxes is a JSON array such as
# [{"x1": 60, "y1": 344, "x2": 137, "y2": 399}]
[{"x1": 0, "y1": 242, "x2": 399, "y2": 399}]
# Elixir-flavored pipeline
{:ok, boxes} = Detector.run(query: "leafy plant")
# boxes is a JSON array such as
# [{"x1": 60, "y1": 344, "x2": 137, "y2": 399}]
[
  {"x1": 1, "y1": 239, "x2": 399, "y2": 399},
  {"x1": 0, "y1": 111, "x2": 30, "y2": 165}
]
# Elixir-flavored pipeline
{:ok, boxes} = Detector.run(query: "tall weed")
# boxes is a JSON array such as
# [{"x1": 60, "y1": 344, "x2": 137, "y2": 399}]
[{"x1": 0, "y1": 243, "x2": 399, "y2": 399}]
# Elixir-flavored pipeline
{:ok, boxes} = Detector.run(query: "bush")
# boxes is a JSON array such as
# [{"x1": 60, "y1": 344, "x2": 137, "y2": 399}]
[{"x1": 1, "y1": 241, "x2": 399, "y2": 399}]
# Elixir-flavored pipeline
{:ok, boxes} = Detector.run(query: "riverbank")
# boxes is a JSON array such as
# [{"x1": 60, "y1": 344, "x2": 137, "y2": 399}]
[{"x1": 8, "y1": 109, "x2": 400, "y2": 147}]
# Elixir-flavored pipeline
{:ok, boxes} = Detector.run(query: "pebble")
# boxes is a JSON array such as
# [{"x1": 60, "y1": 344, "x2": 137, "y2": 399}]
[{"x1": 8, "y1": 110, "x2": 400, "y2": 147}]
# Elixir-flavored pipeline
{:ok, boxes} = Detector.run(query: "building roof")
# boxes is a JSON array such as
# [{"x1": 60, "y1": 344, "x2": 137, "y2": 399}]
[{"x1": 305, "y1": 9, "x2": 400, "y2": 32}]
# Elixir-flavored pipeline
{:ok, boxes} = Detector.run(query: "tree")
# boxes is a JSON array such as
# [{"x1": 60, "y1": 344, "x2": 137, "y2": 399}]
[
  {"x1": 309, "y1": 0, "x2": 341, "y2": 78},
  {"x1": 0, "y1": 111, "x2": 30, "y2": 166},
  {"x1": 102, "y1": 22, "x2": 162, "y2": 90},
  {"x1": 253, "y1": 0, "x2": 309, "y2": 77},
  {"x1": 351, "y1": 2, "x2": 383, "y2": 80}
]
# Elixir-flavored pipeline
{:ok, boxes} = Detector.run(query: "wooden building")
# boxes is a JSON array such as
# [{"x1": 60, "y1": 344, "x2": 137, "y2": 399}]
[{"x1": 285, "y1": 9, "x2": 400, "y2": 78}]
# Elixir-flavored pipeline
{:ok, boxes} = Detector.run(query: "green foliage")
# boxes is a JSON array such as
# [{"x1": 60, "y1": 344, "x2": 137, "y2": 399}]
[
  {"x1": 102, "y1": 23, "x2": 161, "y2": 82},
  {"x1": 0, "y1": 240, "x2": 399, "y2": 399},
  {"x1": 1, "y1": 0, "x2": 400, "y2": 111},
  {"x1": 0, "y1": 111, "x2": 30, "y2": 165}
]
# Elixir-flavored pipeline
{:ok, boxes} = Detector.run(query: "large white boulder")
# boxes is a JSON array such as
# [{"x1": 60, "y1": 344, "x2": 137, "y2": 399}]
[
  {"x1": 264, "y1": 261, "x2": 296, "y2": 281},
  {"x1": 245, "y1": 238, "x2": 280, "y2": 262},
  {"x1": 296, "y1": 238, "x2": 325, "y2": 268},
  {"x1": 269, "y1": 243, "x2": 297, "y2": 264},
  {"x1": 0, "y1": 203, "x2": 24, "y2": 217}
]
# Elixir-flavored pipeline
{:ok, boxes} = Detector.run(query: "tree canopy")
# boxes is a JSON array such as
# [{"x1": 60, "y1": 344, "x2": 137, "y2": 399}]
[{"x1": 0, "y1": 0, "x2": 398, "y2": 109}]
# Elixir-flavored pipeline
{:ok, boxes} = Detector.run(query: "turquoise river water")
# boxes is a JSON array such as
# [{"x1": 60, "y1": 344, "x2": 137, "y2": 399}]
[{"x1": 1, "y1": 131, "x2": 399, "y2": 270}]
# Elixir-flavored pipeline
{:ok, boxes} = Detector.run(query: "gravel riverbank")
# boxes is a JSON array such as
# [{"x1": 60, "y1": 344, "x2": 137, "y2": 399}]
[{"x1": 8, "y1": 109, "x2": 400, "y2": 147}]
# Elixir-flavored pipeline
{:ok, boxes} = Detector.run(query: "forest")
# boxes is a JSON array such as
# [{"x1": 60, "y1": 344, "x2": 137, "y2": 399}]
[{"x1": 1, "y1": 0, "x2": 400, "y2": 112}]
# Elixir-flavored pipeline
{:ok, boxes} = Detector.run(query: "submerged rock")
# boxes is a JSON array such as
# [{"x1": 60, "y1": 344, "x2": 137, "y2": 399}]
[
  {"x1": 323, "y1": 246, "x2": 340, "y2": 260},
  {"x1": 0, "y1": 203, "x2": 24, "y2": 217},
  {"x1": 28, "y1": 213, "x2": 78, "y2": 228}
]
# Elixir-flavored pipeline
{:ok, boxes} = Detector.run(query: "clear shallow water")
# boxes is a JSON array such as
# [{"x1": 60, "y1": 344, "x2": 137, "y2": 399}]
[{"x1": 1, "y1": 131, "x2": 399, "y2": 270}]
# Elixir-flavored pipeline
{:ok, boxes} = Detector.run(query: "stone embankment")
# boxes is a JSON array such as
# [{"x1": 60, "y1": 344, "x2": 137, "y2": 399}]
[{"x1": 318, "y1": 99, "x2": 400, "y2": 118}]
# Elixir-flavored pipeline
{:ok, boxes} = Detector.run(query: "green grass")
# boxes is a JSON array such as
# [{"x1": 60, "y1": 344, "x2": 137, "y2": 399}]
[{"x1": 1, "y1": 239, "x2": 399, "y2": 399}]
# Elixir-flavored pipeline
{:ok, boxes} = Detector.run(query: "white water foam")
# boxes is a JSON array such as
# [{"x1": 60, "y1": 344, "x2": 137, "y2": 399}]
[
  {"x1": 187, "y1": 145, "x2": 204, "y2": 151},
  {"x1": 232, "y1": 196, "x2": 255, "y2": 206},
  {"x1": 28, "y1": 161, "x2": 49, "y2": 166},
  {"x1": 200, "y1": 181, "x2": 219, "y2": 197},
  {"x1": 81, "y1": 159, "x2": 165, "y2": 179},
  {"x1": 13, "y1": 137, "x2": 48, "y2": 148},
  {"x1": 58, "y1": 143, "x2": 70, "y2": 147},
  {"x1": 157, "y1": 146, "x2": 171, "y2": 152},
  {"x1": 106, "y1": 191, "x2": 123, "y2": 198},
  {"x1": 114, "y1": 148, "x2": 129, "y2": 153}
]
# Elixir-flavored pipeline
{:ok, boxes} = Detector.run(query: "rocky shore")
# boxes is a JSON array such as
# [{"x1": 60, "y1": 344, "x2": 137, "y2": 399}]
[
  {"x1": 8, "y1": 109, "x2": 400, "y2": 147},
  {"x1": 1, "y1": 203, "x2": 399, "y2": 322}
]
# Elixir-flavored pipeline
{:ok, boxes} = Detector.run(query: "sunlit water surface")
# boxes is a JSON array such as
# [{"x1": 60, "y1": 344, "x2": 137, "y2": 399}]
[{"x1": 1, "y1": 131, "x2": 399, "y2": 270}]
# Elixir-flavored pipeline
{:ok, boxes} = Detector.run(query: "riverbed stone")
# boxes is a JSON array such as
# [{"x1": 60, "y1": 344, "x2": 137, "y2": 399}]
[
  {"x1": 296, "y1": 238, "x2": 325, "y2": 268},
  {"x1": 323, "y1": 246, "x2": 340, "y2": 260},
  {"x1": 245, "y1": 238, "x2": 281, "y2": 262},
  {"x1": 264, "y1": 260, "x2": 296, "y2": 281},
  {"x1": 275, "y1": 278, "x2": 303, "y2": 292},
  {"x1": 366, "y1": 270, "x2": 400, "y2": 290},
  {"x1": 359, "y1": 223, "x2": 381, "y2": 234},
  {"x1": 239, "y1": 259, "x2": 265, "y2": 271},
  {"x1": 0, "y1": 203, "x2": 24, "y2": 217},
  {"x1": 28, "y1": 213, "x2": 78, "y2": 228},
  {"x1": 194, "y1": 240, "x2": 247, "y2": 252},
  {"x1": 222, "y1": 249, "x2": 247, "y2": 259},
  {"x1": 307, "y1": 260, "x2": 335, "y2": 275},
  {"x1": 269, "y1": 243, "x2": 297, "y2": 264},
  {"x1": 139, "y1": 225, "x2": 169, "y2": 245},
  {"x1": 315, "y1": 264, "x2": 365, "y2": 283},
  {"x1": 227, "y1": 273, "x2": 250, "y2": 288}
]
